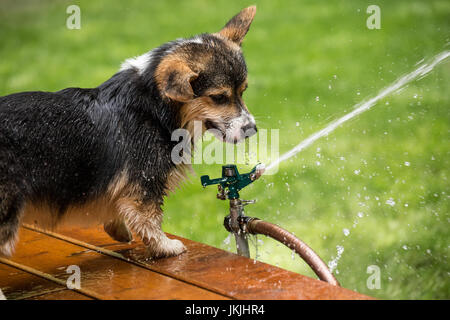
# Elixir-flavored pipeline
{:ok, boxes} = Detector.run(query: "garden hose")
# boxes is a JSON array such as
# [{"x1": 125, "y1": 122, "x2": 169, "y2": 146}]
[{"x1": 245, "y1": 218, "x2": 340, "y2": 286}]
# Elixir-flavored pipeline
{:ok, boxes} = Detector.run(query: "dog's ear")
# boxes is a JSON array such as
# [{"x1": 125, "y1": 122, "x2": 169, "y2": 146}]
[
  {"x1": 219, "y1": 6, "x2": 256, "y2": 46},
  {"x1": 156, "y1": 57, "x2": 198, "y2": 103}
]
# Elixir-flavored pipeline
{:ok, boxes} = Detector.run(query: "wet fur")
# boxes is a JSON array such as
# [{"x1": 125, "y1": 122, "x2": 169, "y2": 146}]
[{"x1": 0, "y1": 6, "x2": 257, "y2": 257}]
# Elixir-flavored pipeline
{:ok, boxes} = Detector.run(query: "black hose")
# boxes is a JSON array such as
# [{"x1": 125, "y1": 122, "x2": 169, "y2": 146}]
[{"x1": 246, "y1": 218, "x2": 340, "y2": 286}]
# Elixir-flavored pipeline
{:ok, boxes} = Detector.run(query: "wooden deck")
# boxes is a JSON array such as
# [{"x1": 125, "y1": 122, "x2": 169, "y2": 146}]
[{"x1": 0, "y1": 225, "x2": 370, "y2": 300}]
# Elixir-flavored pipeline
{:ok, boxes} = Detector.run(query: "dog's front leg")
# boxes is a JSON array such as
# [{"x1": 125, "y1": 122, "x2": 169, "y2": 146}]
[{"x1": 116, "y1": 197, "x2": 186, "y2": 258}]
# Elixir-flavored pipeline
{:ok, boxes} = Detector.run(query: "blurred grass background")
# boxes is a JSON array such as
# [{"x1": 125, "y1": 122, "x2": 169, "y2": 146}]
[{"x1": 0, "y1": 0, "x2": 449, "y2": 299}]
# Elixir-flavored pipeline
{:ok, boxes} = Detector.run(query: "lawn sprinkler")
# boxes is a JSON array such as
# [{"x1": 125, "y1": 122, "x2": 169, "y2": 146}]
[{"x1": 201, "y1": 164, "x2": 340, "y2": 286}]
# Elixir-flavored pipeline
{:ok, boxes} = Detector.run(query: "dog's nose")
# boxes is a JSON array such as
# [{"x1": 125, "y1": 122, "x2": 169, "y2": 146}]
[{"x1": 242, "y1": 122, "x2": 257, "y2": 137}]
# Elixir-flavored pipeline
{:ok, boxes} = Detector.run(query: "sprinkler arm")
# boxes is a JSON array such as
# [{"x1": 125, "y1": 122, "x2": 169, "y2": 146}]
[{"x1": 201, "y1": 164, "x2": 265, "y2": 200}]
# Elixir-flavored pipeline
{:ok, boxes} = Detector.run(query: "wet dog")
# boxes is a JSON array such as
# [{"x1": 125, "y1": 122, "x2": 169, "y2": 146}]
[{"x1": 0, "y1": 6, "x2": 257, "y2": 257}]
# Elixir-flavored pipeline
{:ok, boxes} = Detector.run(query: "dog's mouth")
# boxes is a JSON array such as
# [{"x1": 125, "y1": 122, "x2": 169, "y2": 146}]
[
  {"x1": 204, "y1": 120, "x2": 218, "y2": 131},
  {"x1": 204, "y1": 120, "x2": 248, "y2": 144},
  {"x1": 205, "y1": 120, "x2": 227, "y2": 142}
]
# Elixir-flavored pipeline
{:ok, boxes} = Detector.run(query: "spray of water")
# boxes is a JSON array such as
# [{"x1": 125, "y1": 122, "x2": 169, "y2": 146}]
[{"x1": 265, "y1": 51, "x2": 450, "y2": 172}]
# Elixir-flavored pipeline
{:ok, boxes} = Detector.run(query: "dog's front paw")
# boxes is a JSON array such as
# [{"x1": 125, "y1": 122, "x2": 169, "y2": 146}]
[
  {"x1": 144, "y1": 236, "x2": 186, "y2": 259},
  {"x1": 163, "y1": 238, "x2": 187, "y2": 257}
]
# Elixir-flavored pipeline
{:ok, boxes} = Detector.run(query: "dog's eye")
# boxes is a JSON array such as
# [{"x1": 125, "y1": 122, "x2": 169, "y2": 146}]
[{"x1": 209, "y1": 94, "x2": 229, "y2": 105}]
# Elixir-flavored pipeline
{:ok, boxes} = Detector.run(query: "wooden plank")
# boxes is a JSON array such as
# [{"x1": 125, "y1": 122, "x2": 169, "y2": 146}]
[
  {"x1": 0, "y1": 263, "x2": 62, "y2": 300},
  {"x1": 27, "y1": 290, "x2": 92, "y2": 300},
  {"x1": 0, "y1": 263, "x2": 74, "y2": 300},
  {"x1": 0, "y1": 256, "x2": 103, "y2": 299},
  {"x1": 0, "y1": 263, "x2": 92, "y2": 300},
  {"x1": 6, "y1": 228, "x2": 228, "y2": 300},
  {"x1": 52, "y1": 226, "x2": 371, "y2": 300}
]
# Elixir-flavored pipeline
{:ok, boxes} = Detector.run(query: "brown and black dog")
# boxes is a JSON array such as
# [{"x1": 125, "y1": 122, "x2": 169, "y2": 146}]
[{"x1": 0, "y1": 6, "x2": 257, "y2": 258}]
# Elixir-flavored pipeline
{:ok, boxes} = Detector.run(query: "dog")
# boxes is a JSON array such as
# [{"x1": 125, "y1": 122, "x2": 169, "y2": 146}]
[{"x1": 0, "y1": 6, "x2": 257, "y2": 258}]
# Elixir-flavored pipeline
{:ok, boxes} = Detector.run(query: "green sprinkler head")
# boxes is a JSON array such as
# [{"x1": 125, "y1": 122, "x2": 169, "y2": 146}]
[{"x1": 200, "y1": 164, "x2": 265, "y2": 200}]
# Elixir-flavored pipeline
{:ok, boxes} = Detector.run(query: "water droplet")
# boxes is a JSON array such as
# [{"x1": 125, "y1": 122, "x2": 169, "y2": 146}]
[{"x1": 386, "y1": 198, "x2": 396, "y2": 206}]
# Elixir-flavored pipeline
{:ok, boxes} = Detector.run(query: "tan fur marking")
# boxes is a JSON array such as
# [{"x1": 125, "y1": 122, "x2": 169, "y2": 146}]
[
  {"x1": 212, "y1": 33, "x2": 242, "y2": 52},
  {"x1": 22, "y1": 196, "x2": 118, "y2": 230},
  {"x1": 165, "y1": 163, "x2": 193, "y2": 194},
  {"x1": 203, "y1": 86, "x2": 232, "y2": 97},
  {"x1": 116, "y1": 195, "x2": 186, "y2": 257},
  {"x1": 107, "y1": 168, "x2": 131, "y2": 199},
  {"x1": 0, "y1": 234, "x2": 18, "y2": 257},
  {"x1": 218, "y1": 6, "x2": 256, "y2": 46},
  {"x1": 238, "y1": 79, "x2": 248, "y2": 96},
  {"x1": 155, "y1": 54, "x2": 198, "y2": 102},
  {"x1": 179, "y1": 97, "x2": 240, "y2": 132},
  {"x1": 21, "y1": 168, "x2": 136, "y2": 230}
]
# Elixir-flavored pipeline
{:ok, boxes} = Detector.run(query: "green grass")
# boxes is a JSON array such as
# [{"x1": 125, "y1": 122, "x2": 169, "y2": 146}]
[{"x1": 1, "y1": 0, "x2": 449, "y2": 299}]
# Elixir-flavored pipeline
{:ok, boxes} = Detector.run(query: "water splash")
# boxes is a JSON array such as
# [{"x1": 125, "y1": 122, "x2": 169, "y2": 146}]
[
  {"x1": 328, "y1": 245, "x2": 345, "y2": 273},
  {"x1": 265, "y1": 51, "x2": 450, "y2": 172}
]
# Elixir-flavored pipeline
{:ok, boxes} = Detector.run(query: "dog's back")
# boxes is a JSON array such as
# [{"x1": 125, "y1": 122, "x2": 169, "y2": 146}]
[
  {"x1": 0, "y1": 90, "x2": 113, "y2": 199},
  {"x1": 0, "y1": 90, "x2": 115, "y2": 254}
]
